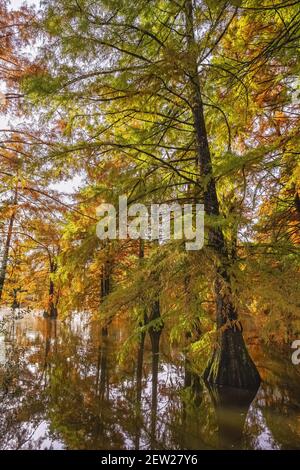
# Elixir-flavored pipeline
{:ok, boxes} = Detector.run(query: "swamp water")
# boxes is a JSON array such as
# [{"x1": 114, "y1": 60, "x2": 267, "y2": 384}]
[{"x1": 0, "y1": 311, "x2": 299, "y2": 450}]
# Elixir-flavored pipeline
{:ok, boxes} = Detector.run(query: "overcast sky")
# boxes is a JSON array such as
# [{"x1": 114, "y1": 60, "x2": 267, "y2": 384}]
[
  {"x1": 9, "y1": 0, "x2": 40, "y2": 10},
  {"x1": 1, "y1": 1, "x2": 82, "y2": 194}
]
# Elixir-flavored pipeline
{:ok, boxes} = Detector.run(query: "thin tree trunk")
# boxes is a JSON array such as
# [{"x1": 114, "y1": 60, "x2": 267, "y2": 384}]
[
  {"x1": 184, "y1": 0, "x2": 260, "y2": 389},
  {"x1": 134, "y1": 325, "x2": 146, "y2": 450},
  {"x1": 100, "y1": 259, "x2": 111, "y2": 335},
  {"x1": 0, "y1": 187, "x2": 18, "y2": 302},
  {"x1": 47, "y1": 278, "x2": 57, "y2": 318},
  {"x1": 133, "y1": 238, "x2": 148, "y2": 449},
  {"x1": 47, "y1": 261, "x2": 58, "y2": 318},
  {"x1": 149, "y1": 312, "x2": 161, "y2": 450}
]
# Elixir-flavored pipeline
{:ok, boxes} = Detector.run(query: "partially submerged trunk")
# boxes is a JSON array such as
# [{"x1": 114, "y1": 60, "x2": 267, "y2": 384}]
[
  {"x1": 100, "y1": 259, "x2": 111, "y2": 335},
  {"x1": 134, "y1": 321, "x2": 146, "y2": 450},
  {"x1": 138, "y1": 239, "x2": 163, "y2": 374},
  {"x1": 203, "y1": 273, "x2": 261, "y2": 388},
  {"x1": 134, "y1": 239, "x2": 148, "y2": 449},
  {"x1": 149, "y1": 303, "x2": 163, "y2": 449},
  {"x1": 136, "y1": 319, "x2": 146, "y2": 403},
  {"x1": 184, "y1": 0, "x2": 260, "y2": 389}
]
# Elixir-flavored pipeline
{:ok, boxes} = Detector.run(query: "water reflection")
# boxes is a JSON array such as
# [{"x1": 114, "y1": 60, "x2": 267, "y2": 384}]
[
  {"x1": 134, "y1": 324, "x2": 146, "y2": 450},
  {"x1": 0, "y1": 311, "x2": 300, "y2": 450},
  {"x1": 206, "y1": 384, "x2": 258, "y2": 449}
]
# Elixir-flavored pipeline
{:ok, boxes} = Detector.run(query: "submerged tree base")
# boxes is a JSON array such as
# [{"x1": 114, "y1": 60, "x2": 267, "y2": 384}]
[{"x1": 203, "y1": 329, "x2": 261, "y2": 390}]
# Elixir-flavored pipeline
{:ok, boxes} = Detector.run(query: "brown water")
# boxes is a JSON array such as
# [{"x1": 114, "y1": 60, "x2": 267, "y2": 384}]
[{"x1": 0, "y1": 310, "x2": 300, "y2": 450}]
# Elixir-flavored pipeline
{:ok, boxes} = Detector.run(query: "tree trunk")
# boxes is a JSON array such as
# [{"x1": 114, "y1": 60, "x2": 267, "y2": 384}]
[
  {"x1": 134, "y1": 238, "x2": 148, "y2": 449},
  {"x1": 100, "y1": 258, "x2": 111, "y2": 335},
  {"x1": 148, "y1": 299, "x2": 163, "y2": 347},
  {"x1": 134, "y1": 324, "x2": 146, "y2": 450},
  {"x1": 47, "y1": 261, "x2": 58, "y2": 318},
  {"x1": 47, "y1": 278, "x2": 57, "y2": 318},
  {"x1": 149, "y1": 304, "x2": 162, "y2": 450},
  {"x1": 0, "y1": 188, "x2": 18, "y2": 302},
  {"x1": 136, "y1": 322, "x2": 146, "y2": 403},
  {"x1": 101, "y1": 260, "x2": 110, "y2": 299},
  {"x1": 203, "y1": 272, "x2": 261, "y2": 388},
  {"x1": 184, "y1": 0, "x2": 260, "y2": 389}
]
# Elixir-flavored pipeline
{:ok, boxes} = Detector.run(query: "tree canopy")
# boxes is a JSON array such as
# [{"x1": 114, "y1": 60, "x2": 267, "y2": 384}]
[{"x1": 0, "y1": 0, "x2": 299, "y2": 389}]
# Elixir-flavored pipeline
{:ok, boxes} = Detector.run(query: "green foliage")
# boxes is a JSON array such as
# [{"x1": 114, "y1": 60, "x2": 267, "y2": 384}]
[{"x1": 2, "y1": 0, "x2": 300, "y2": 375}]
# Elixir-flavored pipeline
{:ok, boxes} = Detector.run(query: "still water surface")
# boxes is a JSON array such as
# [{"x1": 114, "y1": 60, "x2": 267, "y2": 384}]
[{"x1": 0, "y1": 310, "x2": 299, "y2": 450}]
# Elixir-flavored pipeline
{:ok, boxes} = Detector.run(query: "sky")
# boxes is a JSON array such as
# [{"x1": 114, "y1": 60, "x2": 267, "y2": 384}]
[
  {"x1": 9, "y1": 0, "x2": 40, "y2": 9},
  {"x1": 1, "y1": 0, "x2": 40, "y2": 128},
  {"x1": 1, "y1": 0, "x2": 82, "y2": 195}
]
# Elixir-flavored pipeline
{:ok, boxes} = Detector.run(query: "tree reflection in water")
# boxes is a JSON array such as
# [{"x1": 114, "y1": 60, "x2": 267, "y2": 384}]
[
  {"x1": 0, "y1": 311, "x2": 300, "y2": 449},
  {"x1": 206, "y1": 384, "x2": 259, "y2": 449}
]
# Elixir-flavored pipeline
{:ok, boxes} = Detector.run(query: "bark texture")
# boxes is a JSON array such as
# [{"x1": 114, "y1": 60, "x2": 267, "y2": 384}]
[{"x1": 184, "y1": 0, "x2": 260, "y2": 389}]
